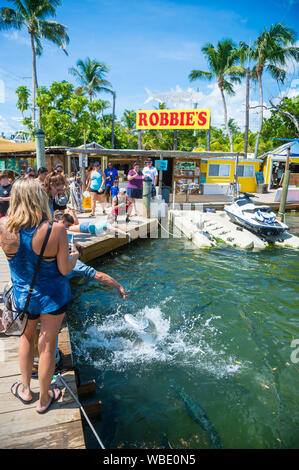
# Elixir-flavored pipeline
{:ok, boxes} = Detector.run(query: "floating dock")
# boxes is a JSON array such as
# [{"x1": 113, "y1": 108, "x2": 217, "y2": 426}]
[{"x1": 170, "y1": 210, "x2": 299, "y2": 250}]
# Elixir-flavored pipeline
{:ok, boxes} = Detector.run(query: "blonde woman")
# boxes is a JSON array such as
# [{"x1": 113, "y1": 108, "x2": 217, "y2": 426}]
[{"x1": 0, "y1": 179, "x2": 79, "y2": 414}]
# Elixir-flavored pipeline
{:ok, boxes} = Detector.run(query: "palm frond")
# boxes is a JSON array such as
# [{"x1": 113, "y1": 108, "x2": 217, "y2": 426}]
[
  {"x1": 188, "y1": 70, "x2": 213, "y2": 81},
  {"x1": 222, "y1": 80, "x2": 235, "y2": 96},
  {"x1": 39, "y1": 19, "x2": 69, "y2": 54},
  {"x1": 266, "y1": 64, "x2": 287, "y2": 83},
  {"x1": 0, "y1": 7, "x2": 24, "y2": 30}
]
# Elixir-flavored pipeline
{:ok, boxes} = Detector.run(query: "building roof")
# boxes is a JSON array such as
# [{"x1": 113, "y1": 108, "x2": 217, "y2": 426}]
[
  {"x1": 259, "y1": 140, "x2": 299, "y2": 160},
  {"x1": 0, "y1": 137, "x2": 36, "y2": 154}
]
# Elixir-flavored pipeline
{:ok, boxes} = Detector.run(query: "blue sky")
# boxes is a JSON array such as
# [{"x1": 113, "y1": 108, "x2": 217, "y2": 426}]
[{"x1": 0, "y1": 0, "x2": 299, "y2": 136}]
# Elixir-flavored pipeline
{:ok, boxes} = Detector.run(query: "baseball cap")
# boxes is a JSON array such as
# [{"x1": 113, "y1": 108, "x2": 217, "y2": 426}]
[
  {"x1": 119, "y1": 187, "x2": 126, "y2": 193},
  {"x1": 26, "y1": 167, "x2": 35, "y2": 174}
]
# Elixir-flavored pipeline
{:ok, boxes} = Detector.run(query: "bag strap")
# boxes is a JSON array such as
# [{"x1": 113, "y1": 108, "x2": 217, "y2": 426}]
[{"x1": 22, "y1": 222, "x2": 53, "y2": 315}]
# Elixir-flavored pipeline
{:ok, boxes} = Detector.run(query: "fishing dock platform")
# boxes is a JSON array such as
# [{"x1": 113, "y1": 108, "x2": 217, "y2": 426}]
[{"x1": 0, "y1": 214, "x2": 157, "y2": 449}]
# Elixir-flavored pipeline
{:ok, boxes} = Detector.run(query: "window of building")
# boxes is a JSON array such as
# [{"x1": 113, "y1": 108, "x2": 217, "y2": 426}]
[
  {"x1": 208, "y1": 163, "x2": 231, "y2": 177},
  {"x1": 237, "y1": 165, "x2": 255, "y2": 177}
]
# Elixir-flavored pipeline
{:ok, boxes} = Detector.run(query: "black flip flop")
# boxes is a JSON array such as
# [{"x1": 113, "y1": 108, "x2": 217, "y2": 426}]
[
  {"x1": 11, "y1": 382, "x2": 32, "y2": 405},
  {"x1": 36, "y1": 385, "x2": 61, "y2": 414}
]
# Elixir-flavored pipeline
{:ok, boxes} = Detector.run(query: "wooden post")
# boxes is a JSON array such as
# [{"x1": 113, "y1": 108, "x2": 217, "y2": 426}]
[
  {"x1": 277, "y1": 146, "x2": 291, "y2": 222},
  {"x1": 81, "y1": 129, "x2": 86, "y2": 191},
  {"x1": 142, "y1": 176, "x2": 152, "y2": 218},
  {"x1": 138, "y1": 130, "x2": 142, "y2": 150},
  {"x1": 174, "y1": 130, "x2": 178, "y2": 150},
  {"x1": 158, "y1": 154, "x2": 163, "y2": 196},
  {"x1": 111, "y1": 91, "x2": 116, "y2": 149}
]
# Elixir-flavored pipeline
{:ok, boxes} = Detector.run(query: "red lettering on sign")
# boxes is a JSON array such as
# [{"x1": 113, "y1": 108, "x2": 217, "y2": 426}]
[
  {"x1": 160, "y1": 112, "x2": 169, "y2": 126},
  {"x1": 186, "y1": 112, "x2": 195, "y2": 126},
  {"x1": 138, "y1": 113, "x2": 148, "y2": 127},
  {"x1": 179, "y1": 112, "x2": 185, "y2": 126},
  {"x1": 169, "y1": 112, "x2": 179, "y2": 126},
  {"x1": 149, "y1": 112, "x2": 159, "y2": 126},
  {"x1": 197, "y1": 111, "x2": 207, "y2": 126}
]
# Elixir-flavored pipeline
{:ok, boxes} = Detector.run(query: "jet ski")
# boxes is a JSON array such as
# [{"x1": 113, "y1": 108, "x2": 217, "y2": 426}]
[{"x1": 224, "y1": 194, "x2": 289, "y2": 238}]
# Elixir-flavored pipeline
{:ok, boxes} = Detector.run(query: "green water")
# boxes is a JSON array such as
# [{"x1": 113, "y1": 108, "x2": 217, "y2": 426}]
[{"x1": 68, "y1": 213, "x2": 299, "y2": 449}]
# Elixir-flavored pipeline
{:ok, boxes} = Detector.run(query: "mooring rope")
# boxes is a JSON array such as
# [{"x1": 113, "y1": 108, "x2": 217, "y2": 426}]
[
  {"x1": 157, "y1": 219, "x2": 176, "y2": 237},
  {"x1": 54, "y1": 373, "x2": 105, "y2": 449}
]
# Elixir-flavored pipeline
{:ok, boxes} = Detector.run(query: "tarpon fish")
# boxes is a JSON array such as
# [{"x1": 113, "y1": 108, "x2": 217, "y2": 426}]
[
  {"x1": 169, "y1": 379, "x2": 223, "y2": 449},
  {"x1": 124, "y1": 314, "x2": 158, "y2": 346},
  {"x1": 241, "y1": 311, "x2": 283, "y2": 413},
  {"x1": 144, "y1": 85, "x2": 203, "y2": 106}
]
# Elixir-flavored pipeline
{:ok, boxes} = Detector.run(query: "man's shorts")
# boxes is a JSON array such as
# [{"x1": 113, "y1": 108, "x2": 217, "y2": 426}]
[
  {"x1": 105, "y1": 185, "x2": 112, "y2": 196},
  {"x1": 79, "y1": 222, "x2": 91, "y2": 233}
]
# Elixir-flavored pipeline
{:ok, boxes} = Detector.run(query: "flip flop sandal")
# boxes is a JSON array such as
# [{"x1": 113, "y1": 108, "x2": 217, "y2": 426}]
[
  {"x1": 11, "y1": 382, "x2": 32, "y2": 404},
  {"x1": 36, "y1": 385, "x2": 61, "y2": 414}
]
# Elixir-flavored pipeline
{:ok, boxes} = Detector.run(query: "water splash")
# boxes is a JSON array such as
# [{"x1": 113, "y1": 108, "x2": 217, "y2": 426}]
[{"x1": 71, "y1": 304, "x2": 244, "y2": 377}]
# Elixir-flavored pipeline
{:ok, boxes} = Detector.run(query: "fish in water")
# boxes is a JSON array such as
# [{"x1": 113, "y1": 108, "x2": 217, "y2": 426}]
[
  {"x1": 124, "y1": 314, "x2": 158, "y2": 346},
  {"x1": 169, "y1": 379, "x2": 223, "y2": 449}
]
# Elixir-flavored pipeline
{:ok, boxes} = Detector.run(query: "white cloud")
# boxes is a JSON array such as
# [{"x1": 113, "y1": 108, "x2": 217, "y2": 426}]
[
  {"x1": 0, "y1": 115, "x2": 15, "y2": 135},
  {"x1": 2, "y1": 31, "x2": 30, "y2": 46},
  {"x1": 193, "y1": 82, "x2": 271, "y2": 132}
]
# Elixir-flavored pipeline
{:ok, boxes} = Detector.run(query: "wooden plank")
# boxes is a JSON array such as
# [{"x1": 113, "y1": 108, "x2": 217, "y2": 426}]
[{"x1": 1, "y1": 420, "x2": 85, "y2": 449}]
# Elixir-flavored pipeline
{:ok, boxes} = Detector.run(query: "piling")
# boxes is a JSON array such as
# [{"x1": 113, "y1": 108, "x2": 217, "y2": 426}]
[
  {"x1": 277, "y1": 146, "x2": 291, "y2": 223},
  {"x1": 35, "y1": 129, "x2": 46, "y2": 169},
  {"x1": 142, "y1": 176, "x2": 152, "y2": 218}
]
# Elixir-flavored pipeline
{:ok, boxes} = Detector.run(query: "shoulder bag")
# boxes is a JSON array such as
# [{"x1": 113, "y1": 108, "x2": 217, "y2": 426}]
[{"x1": 1, "y1": 222, "x2": 53, "y2": 336}]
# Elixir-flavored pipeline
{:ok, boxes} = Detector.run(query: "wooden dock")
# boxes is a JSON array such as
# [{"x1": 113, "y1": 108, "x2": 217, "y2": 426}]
[
  {"x1": 72, "y1": 213, "x2": 158, "y2": 263},
  {"x1": 0, "y1": 245, "x2": 86, "y2": 448},
  {"x1": 0, "y1": 213, "x2": 157, "y2": 449}
]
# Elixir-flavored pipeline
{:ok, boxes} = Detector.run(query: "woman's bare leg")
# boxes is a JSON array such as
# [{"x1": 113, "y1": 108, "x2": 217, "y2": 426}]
[
  {"x1": 12, "y1": 317, "x2": 39, "y2": 401},
  {"x1": 129, "y1": 198, "x2": 137, "y2": 215},
  {"x1": 97, "y1": 193, "x2": 106, "y2": 214},
  {"x1": 37, "y1": 313, "x2": 65, "y2": 412},
  {"x1": 91, "y1": 192, "x2": 96, "y2": 216}
]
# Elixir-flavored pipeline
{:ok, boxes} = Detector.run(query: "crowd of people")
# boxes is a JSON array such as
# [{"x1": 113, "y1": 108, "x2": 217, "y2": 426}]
[{"x1": 0, "y1": 159, "x2": 133, "y2": 415}]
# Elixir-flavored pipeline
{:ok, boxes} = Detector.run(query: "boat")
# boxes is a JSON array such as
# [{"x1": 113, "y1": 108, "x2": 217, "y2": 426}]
[{"x1": 224, "y1": 194, "x2": 289, "y2": 238}]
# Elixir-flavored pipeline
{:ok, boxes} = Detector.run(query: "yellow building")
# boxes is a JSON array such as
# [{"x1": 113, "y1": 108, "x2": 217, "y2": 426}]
[
  {"x1": 259, "y1": 141, "x2": 299, "y2": 190},
  {"x1": 199, "y1": 157, "x2": 261, "y2": 193}
]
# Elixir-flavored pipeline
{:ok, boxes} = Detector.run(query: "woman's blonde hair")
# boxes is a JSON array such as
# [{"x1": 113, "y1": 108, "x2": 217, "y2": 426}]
[{"x1": 7, "y1": 178, "x2": 51, "y2": 232}]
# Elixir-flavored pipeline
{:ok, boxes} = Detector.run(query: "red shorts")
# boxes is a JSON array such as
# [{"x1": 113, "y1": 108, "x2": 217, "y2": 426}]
[{"x1": 112, "y1": 205, "x2": 130, "y2": 215}]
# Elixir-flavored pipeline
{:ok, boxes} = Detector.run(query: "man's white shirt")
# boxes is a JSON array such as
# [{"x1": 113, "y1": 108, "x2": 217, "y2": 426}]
[{"x1": 142, "y1": 166, "x2": 158, "y2": 184}]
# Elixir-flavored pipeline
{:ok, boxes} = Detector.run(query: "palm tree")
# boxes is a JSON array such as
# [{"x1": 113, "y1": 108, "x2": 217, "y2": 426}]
[
  {"x1": 16, "y1": 85, "x2": 30, "y2": 118},
  {"x1": 0, "y1": 0, "x2": 69, "y2": 128},
  {"x1": 238, "y1": 42, "x2": 257, "y2": 158},
  {"x1": 189, "y1": 38, "x2": 245, "y2": 152},
  {"x1": 251, "y1": 23, "x2": 299, "y2": 157},
  {"x1": 69, "y1": 58, "x2": 113, "y2": 106}
]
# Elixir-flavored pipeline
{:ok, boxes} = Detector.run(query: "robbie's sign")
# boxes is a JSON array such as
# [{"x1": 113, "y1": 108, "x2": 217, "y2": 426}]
[{"x1": 136, "y1": 109, "x2": 210, "y2": 130}]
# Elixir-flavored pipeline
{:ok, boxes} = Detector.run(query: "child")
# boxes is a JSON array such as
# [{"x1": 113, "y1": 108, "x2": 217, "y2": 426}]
[
  {"x1": 111, "y1": 179, "x2": 119, "y2": 199},
  {"x1": 111, "y1": 187, "x2": 132, "y2": 223}
]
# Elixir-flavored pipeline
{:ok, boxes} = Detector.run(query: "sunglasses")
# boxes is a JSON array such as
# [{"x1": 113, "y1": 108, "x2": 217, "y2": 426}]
[
  {"x1": 28, "y1": 174, "x2": 35, "y2": 177},
  {"x1": 56, "y1": 169, "x2": 63, "y2": 173}
]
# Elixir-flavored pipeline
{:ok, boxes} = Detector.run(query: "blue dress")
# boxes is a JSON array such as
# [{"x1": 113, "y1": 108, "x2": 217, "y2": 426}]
[{"x1": 8, "y1": 222, "x2": 72, "y2": 315}]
